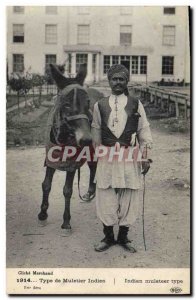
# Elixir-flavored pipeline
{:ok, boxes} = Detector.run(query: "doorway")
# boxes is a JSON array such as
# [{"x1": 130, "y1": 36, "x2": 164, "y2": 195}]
[{"x1": 120, "y1": 56, "x2": 130, "y2": 80}]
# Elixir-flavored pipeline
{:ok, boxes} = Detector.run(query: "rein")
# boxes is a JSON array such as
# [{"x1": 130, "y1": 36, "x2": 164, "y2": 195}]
[{"x1": 77, "y1": 168, "x2": 87, "y2": 201}]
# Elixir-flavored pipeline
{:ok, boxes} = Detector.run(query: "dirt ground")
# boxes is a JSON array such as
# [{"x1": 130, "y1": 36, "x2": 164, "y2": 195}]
[{"x1": 6, "y1": 123, "x2": 190, "y2": 268}]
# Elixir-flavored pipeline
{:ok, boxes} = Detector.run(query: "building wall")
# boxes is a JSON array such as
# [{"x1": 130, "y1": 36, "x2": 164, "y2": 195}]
[
  {"x1": 7, "y1": 6, "x2": 190, "y2": 84},
  {"x1": 7, "y1": 6, "x2": 68, "y2": 75}
]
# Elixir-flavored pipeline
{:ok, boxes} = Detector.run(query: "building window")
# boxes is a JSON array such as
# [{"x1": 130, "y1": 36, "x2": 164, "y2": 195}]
[
  {"x1": 164, "y1": 7, "x2": 176, "y2": 14},
  {"x1": 103, "y1": 55, "x2": 147, "y2": 75},
  {"x1": 120, "y1": 6, "x2": 133, "y2": 15},
  {"x1": 140, "y1": 56, "x2": 147, "y2": 74},
  {"x1": 120, "y1": 25, "x2": 132, "y2": 45},
  {"x1": 76, "y1": 54, "x2": 88, "y2": 73},
  {"x1": 163, "y1": 26, "x2": 175, "y2": 46},
  {"x1": 45, "y1": 55, "x2": 56, "y2": 84},
  {"x1": 120, "y1": 56, "x2": 130, "y2": 62},
  {"x1": 132, "y1": 56, "x2": 138, "y2": 74},
  {"x1": 77, "y1": 25, "x2": 89, "y2": 45},
  {"x1": 13, "y1": 54, "x2": 24, "y2": 72},
  {"x1": 45, "y1": 54, "x2": 56, "y2": 70},
  {"x1": 78, "y1": 7, "x2": 90, "y2": 15},
  {"x1": 13, "y1": 6, "x2": 24, "y2": 14},
  {"x1": 103, "y1": 56, "x2": 110, "y2": 74},
  {"x1": 45, "y1": 25, "x2": 57, "y2": 44},
  {"x1": 13, "y1": 24, "x2": 24, "y2": 43},
  {"x1": 112, "y1": 55, "x2": 119, "y2": 65},
  {"x1": 45, "y1": 6, "x2": 57, "y2": 14},
  {"x1": 162, "y1": 56, "x2": 174, "y2": 75}
]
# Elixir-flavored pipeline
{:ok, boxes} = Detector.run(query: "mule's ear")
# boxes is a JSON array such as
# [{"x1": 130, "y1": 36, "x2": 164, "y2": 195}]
[
  {"x1": 49, "y1": 64, "x2": 68, "y2": 90},
  {"x1": 75, "y1": 63, "x2": 87, "y2": 85}
]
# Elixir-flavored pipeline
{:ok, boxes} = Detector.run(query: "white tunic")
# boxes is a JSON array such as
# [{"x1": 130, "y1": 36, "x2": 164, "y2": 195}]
[{"x1": 91, "y1": 94, "x2": 153, "y2": 189}]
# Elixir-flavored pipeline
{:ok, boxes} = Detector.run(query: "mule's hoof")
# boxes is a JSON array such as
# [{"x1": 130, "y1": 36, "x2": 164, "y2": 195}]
[
  {"x1": 80, "y1": 191, "x2": 96, "y2": 202},
  {"x1": 61, "y1": 224, "x2": 72, "y2": 236},
  {"x1": 38, "y1": 211, "x2": 48, "y2": 221},
  {"x1": 38, "y1": 219, "x2": 48, "y2": 227},
  {"x1": 61, "y1": 223, "x2": 71, "y2": 229}
]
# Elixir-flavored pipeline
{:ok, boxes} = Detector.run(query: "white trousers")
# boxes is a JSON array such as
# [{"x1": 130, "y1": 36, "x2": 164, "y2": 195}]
[{"x1": 96, "y1": 187, "x2": 140, "y2": 226}]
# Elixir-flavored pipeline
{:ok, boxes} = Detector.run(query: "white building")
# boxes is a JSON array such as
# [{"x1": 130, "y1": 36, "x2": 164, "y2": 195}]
[{"x1": 7, "y1": 6, "x2": 190, "y2": 84}]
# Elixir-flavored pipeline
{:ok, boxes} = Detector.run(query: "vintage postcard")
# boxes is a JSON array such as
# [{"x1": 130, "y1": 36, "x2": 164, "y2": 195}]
[{"x1": 6, "y1": 5, "x2": 191, "y2": 295}]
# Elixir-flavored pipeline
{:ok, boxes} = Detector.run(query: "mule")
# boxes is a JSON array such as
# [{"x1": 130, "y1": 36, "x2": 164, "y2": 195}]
[{"x1": 38, "y1": 63, "x2": 99, "y2": 234}]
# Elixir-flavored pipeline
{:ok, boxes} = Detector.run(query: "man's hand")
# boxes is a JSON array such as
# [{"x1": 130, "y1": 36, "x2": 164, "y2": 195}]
[{"x1": 141, "y1": 159, "x2": 152, "y2": 175}]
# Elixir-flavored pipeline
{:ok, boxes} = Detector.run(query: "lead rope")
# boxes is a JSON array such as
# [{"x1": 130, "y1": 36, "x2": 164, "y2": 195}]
[
  {"x1": 77, "y1": 168, "x2": 82, "y2": 200},
  {"x1": 77, "y1": 168, "x2": 86, "y2": 201},
  {"x1": 142, "y1": 174, "x2": 147, "y2": 251}
]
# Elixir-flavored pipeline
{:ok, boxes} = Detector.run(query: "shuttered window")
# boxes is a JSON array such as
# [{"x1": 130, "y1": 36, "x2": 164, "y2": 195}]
[
  {"x1": 120, "y1": 25, "x2": 132, "y2": 45},
  {"x1": 163, "y1": 26, "x2": 175, "y2": 46},
  {"x1": 45, "y1": 6, "x2": 57, "y2": 14},
  {"x1": 77, "y1": 25, "x2": 90, "y2": 45},
  {"x1": 162, "y1": 56, "x2": 174, "y2": 75},
  {"x1": 45, "y1": 25, "x2": 57, "y2": 44},
  {"x1": 13, "y1": 24, "x2": 24, "y2": 43},
  {"x1": 164, "y1": 7, "x2": 176, "y2": 14},
  {"x1": 13, "y1": 6, "x2": 24, "y2": 14},
  {"x1": 13, "y1": 54, "x2": 24, "y2": 72}
]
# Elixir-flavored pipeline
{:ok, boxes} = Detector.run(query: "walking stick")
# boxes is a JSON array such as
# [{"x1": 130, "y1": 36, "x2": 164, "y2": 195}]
[{"x1": 141, "y1": 145, "x2": 152, "y2": 252}]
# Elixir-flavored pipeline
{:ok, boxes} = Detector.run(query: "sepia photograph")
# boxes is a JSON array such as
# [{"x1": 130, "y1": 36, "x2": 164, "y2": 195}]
[{"x1": 6, "y1": 4, "x2": 191, "y2": 295}]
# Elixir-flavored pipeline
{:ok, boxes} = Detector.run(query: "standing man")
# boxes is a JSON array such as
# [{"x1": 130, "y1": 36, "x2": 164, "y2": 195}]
[{"x1": 91, "y1": 64, "x2": 153, "y2": 253}]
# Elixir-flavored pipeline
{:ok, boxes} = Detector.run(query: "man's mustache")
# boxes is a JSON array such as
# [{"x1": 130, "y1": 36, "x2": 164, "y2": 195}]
[{"x1": 114, "y1": 84, "x2": 123, "y2": 88}]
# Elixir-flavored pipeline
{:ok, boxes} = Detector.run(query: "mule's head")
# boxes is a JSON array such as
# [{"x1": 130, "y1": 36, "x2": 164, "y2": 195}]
[{"x1": 50, "y1": 64, "x2": 92, "y2": 147}]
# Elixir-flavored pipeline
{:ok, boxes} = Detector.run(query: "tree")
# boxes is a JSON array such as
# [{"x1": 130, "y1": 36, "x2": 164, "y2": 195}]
[
  {"x1": 21, "y1": 72, "x2": 33, "y2": 107},
  {"x1": 31, "y1": 74, "x2": 46, "y2": 104},
  {"x1": 9, "y1": 73, "x2": 23, "y2": 111}
]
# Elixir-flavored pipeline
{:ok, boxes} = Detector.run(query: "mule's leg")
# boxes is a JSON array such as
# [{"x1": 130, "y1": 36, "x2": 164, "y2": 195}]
[
  {"x1": 61, "y1": 170, "x2": 76, "y2": 230},
  {"x1": 38, "y1": 166, "x2": 55, "y2": 221}
]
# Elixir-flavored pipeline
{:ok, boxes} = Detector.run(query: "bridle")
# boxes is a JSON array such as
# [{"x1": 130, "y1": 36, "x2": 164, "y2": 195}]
[
  {"x1": 61, "y1": 84, "x2": 90, "y2": 122},
  {"x1": 66, "y1": 114, "x2": 89, "y2": 122},
  {"x1": 52, "y1": 84, "x2": 91, "y2": 144}
]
